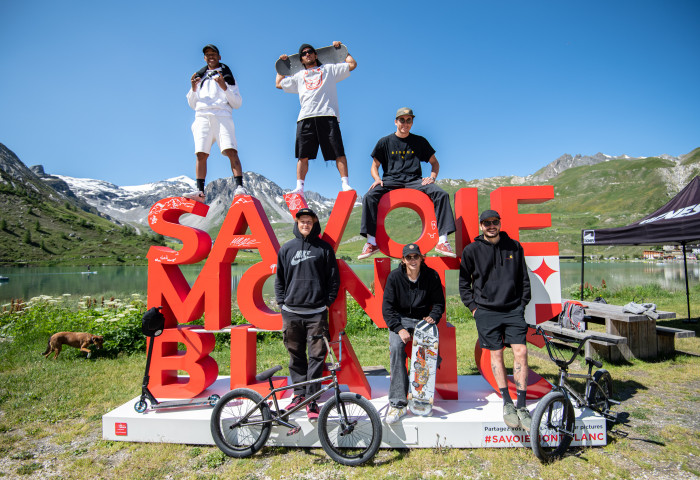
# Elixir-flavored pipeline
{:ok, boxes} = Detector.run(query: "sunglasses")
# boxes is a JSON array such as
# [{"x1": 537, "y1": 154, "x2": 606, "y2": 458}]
[
  {"x1": 397, "y1": 117, "x2": 413, "y2": 124},
  {"x1": 481, "y1": 219, "x2": 500, "y2": 227},
  {"x1": 404, "y1": 254, "x2": 421, "y2": 261},
  {"x1": 301, "y1": 49, "x2": 315, "y2": 56}
]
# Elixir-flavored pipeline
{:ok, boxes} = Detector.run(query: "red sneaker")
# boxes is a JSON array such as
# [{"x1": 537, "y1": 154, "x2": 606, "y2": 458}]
[
  {"x1": 286, "y1": 395, "x2": 305, "y2": 411},
  {"x1": 435, "y1": 242, "x2": 456, "y2": 258},
  {"x1": 306, "y1": 401, "x2": 320, "y2": 421},
  {"x1": 357, "y1": 243, "x2": 380, "y2": 260}
]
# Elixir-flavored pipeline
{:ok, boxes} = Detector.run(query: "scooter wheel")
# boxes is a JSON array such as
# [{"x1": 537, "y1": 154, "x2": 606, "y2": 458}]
[
  {"x1": 407, "y1": 393, "x2": 413, "y2": 400},
  {"x1": 208, "y1": 394, "x2": 220, "y2": 406},
  {"x1": 134, "y1": 400, "x2": 148, "y2": 413}
]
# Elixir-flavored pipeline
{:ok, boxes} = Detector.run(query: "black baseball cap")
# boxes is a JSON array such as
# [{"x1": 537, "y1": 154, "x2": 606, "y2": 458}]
[
  {"x1": 203, "y1": 44, "x2": 219, "y2": 54},
  {"x1": 402, "y1": 243, "x2": 421, "y2": 257},
  {"x1": 479, "y1": 209, "x2": 501, "y2": 222},
  {"x1": 298, "y1": 43, "x2": 315, "y2": 55},
  {"x1": 295, "y1": 208, "x2": 318, "y2": 220}
]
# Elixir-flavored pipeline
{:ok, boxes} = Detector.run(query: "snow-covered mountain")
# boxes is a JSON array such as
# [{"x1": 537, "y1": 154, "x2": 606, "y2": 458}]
[{"x1": 41, "y1": 170, "x2": 340, "y2": 231}]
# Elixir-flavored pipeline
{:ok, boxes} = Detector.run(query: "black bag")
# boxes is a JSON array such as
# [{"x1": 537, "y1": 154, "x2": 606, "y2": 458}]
[
  {"x1": 559, "y1": 301, "x2": 586, "y2": 332},
  {"x1": 141, "y1": 307, "x2": 165, "y2": 338}
]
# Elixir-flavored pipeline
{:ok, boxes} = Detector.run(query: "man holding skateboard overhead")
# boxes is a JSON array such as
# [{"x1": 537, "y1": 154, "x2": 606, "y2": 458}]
[
  {"x1": 275, "y1": 42, "x2": 357, "y2": 197},
  {"x1": 358, "y1": 108, "x2": 457, "y2": 259},
  {"x1": 459, "y1": 209, "x2": 533, "y2": 431},
  {"x1": 382, "y1": 243, "x2": 445, "y2": 424},
  {"x1": 185, "y1": 44, "x2": 246, "y2": 202}
]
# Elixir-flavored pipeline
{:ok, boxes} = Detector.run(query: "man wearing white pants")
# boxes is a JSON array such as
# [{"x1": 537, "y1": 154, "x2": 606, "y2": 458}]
[{"x1": 186, "y1": 44, "x2": 246, "y2": 201}]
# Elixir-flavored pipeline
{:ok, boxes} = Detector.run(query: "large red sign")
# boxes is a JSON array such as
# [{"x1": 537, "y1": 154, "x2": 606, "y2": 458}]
[{"x1": 145, "y1": 186, "x2": 560, "y2": 400}]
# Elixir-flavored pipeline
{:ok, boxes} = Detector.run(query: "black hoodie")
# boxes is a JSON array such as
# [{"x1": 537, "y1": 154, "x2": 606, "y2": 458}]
[
  {"x1": 275, "y1": 220, "x2": 340, "y2": 310},
  {"x1": 382, "y1": 263, "x2": 445, "y2": 334},
  {"x1": 459, "y1": 231, "x2": 531, "y2": 313}
]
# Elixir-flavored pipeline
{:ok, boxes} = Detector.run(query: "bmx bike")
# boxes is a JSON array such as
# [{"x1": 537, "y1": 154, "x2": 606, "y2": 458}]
[
  {"x1": 530, "y1": 325, "x2": 621, "y2": 462},
  {"x1": 210, "y1": 331, "x2": 382, "y2": 466}
]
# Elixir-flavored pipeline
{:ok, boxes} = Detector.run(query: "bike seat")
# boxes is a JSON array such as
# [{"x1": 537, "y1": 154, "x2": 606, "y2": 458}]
[
  {"x1": 255, "y1": 365, "x2": 283, "y2": 382},
  {"x1": 585, "y1": 357, "x2": 603, "y2": 369}
]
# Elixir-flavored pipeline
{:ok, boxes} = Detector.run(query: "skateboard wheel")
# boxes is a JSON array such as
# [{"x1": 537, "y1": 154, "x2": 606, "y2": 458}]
[
  {"x1": 433, "y1": 342, "x2": 439, "y2": 350},
  {"x1": 429, "y1": 398, "x2": 434, "y2": 405},
  {"x1": 412, "y1": 338, "x2": 417, "y2": 347},
  {"x1": 407, "y1": 393, "x2": 412, "y2": 400}
]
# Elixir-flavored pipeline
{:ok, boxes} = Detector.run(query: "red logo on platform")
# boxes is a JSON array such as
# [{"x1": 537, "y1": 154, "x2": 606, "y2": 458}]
[{"x1": 115, "y1": 422, "x2": 127, "y2": 436}]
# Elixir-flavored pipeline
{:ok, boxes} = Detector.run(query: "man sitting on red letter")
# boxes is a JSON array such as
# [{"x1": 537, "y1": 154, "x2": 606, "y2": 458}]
[{"x1": 359, "y1": 107, "x2": 456, "y2": 259}]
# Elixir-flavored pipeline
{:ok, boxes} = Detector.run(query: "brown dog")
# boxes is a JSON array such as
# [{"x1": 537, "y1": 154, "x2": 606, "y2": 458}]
[{"x1": 42, "y1": 332, "x2": 104, "y2": 359}]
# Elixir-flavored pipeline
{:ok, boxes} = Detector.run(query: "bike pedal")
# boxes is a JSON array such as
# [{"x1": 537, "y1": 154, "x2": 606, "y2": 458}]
[
  {"x1": 287, "y1": 426, "x2": 301, "y2": 436},
  {"x1": 609, "y1": 399, "x2": 621, "y2": 405}
]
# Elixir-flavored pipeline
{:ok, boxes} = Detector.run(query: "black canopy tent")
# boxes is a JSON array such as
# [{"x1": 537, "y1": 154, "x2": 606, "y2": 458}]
[{"x1": 581, "y1": 176, "x2": 700, "y2": 321}]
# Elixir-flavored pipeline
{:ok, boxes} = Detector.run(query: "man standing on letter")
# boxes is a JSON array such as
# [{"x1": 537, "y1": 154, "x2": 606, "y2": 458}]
[
  {"x1": 459, "y1": 209, "x2": 532, "y2": 431},
  {"x1": 275, "y1": 208, "x2": 340, "y2": 420},
  {"x1": 186, "y1": 44, "x2": 246, "y2": 202},
  {"x1": 275, "y1": 42, "x2": 356, "y2": 197}
]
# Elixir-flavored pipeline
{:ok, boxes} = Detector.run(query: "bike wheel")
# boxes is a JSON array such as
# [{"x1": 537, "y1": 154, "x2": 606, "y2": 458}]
[
  {"x1": 587, "y1": 369, "x2": 614, "y2": 425},
  {"x1": 318, "y1": 392, "x2": 382, "y2": 466},
  {"x1": 531, "y1": 391, "x2": 575, "y2": 462},
  {"x1": 210, "y1": 388, "x2": 271, "y2": 458}
]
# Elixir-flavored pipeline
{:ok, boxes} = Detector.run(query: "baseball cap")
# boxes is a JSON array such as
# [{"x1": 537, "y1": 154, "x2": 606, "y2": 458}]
[
  {"x1": 298, "y1": 43, "x2": 316, "y2": 55},
  {"x1": 479, "y1": 209, "x2": 501, "y2": 222},
  {"x1": 396, "y1": 107, "x2": 415, "y2": 118},
  {"x1": 295, "y1": 208, "x2": 318, "y2": 220},
  {"x1": 402, "y1": 243, "x2": 421, "y2": 257},
  {"x1": 203, "y1": 44, "x2": 219, "y2": 54}
]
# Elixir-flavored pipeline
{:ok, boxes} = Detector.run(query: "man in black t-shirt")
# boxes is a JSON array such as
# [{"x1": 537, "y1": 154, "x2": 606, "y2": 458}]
[{"x1": 358, "y1": 107, "x2": 457, "y2": 259}]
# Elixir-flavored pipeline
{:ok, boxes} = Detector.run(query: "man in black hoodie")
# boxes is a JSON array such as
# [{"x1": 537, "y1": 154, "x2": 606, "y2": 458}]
[
  {"x1": 459, "y1": 209, "x2": 532, "y2": 431},
  {"x1": 275, "y1": 208, "x2": 340, "y2": 420},
  {"x1": 382, "y1": 243, "x2": 445, "y2": 424}
]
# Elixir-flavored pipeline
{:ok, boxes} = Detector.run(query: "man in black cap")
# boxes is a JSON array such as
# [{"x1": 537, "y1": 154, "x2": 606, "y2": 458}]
[
  {"x1": 275, "y1": 42, "x2": 357, "y2": 197},
  {"x1": 185, "y1": 44, "x2": 246, "y2": 202},
  {"x1": 459, "y1": 209, "x2": 533, "y2": 431},
  {"x1": 382, "y1": 243, "x2": 445, "y2": 423},
  {"x1": 274, "y1": 208, "x2": 340, "y2": 420},
  {"x1": 358, "y1": 107, "x2": 457, "y2": 259}
]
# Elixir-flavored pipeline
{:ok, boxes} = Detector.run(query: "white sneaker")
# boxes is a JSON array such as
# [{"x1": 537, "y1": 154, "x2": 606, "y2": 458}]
[
  {"x1": 385, "y1": 406, "x2": 407, "y2": 425},
  {"x1": 183, "y1": 191, "x2": 205, "y2": 203},
  {"x1": 233, "y1": 185, "x2": 248, "y2": 196},
  {"x1": 290, "y1": 186, "x2": 304, "y2": 195},
  {"x1": 341, "y1": 184, "x2": 354, "y2": 192}
]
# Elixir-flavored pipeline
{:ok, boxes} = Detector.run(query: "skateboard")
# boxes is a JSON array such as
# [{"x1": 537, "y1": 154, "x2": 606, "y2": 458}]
[
  {"x1": 275, "y1": 43, "x2": 348, "y2": 76},
  {"x1": 407, "y1": 320, "x2": 439, "y2": 416}
]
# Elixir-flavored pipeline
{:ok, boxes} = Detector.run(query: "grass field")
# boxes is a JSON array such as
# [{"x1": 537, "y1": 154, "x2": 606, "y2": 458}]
[{"x1": 1, "y1": 290, "x2": 699, "y2": 479}]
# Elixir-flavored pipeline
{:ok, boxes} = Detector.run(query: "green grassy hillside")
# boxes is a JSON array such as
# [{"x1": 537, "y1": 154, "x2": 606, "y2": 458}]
[{"x1": 0, "y1": 186, "x2": 164, "y2": 266}]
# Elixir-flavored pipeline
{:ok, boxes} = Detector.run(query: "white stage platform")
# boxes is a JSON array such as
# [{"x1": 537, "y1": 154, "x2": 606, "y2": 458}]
[{"x1": 103, "y1": 375, "x2": 607, "y2": 448}]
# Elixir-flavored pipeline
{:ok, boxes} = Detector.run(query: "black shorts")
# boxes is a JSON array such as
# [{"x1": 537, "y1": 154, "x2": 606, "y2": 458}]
[
  {"x1": 295, "y1": 116, "x2": 345, "y2": 161},
  {"x1": 474, "y1": 305, "x2": 528, "y2": 350}
]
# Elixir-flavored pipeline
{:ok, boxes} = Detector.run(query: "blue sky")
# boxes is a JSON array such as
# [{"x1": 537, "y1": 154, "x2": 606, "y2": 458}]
[{"x1": 1, "y1": 0, "x2": 699, "y2": 198}]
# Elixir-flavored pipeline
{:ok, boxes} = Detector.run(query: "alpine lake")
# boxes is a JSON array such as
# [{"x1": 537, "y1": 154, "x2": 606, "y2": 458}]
[{"x1": 1, "y1": 261, "x2": 698, "y2": 303}]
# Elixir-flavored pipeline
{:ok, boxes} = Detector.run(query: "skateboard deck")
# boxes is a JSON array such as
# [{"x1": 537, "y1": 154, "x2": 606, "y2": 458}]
[
  {"x1": 275, "y1": 43, "x2": 348, "y2": 76},
  {"x1": 407, "y1": 320, "x2": 439, "y2": 416}
]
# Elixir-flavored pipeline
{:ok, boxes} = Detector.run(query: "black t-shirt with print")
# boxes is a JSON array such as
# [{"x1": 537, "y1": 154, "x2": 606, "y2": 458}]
[{"x1": 371, "y1": 133, "x2": 436, "y2": 184}]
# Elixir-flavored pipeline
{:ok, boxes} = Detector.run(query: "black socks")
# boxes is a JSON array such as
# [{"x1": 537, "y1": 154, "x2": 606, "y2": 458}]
[
  {"x1": 196, "y1": 179, "x2": 205, "y2": 192},
  {"x1": 234, "y1": 175, "x2": 243, "y2": 188}
]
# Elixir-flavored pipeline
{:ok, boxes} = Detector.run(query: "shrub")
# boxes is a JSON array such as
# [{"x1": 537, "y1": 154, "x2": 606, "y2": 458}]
[{"x1": 0, "y1": 295, "x2": 147, "y2": 356}]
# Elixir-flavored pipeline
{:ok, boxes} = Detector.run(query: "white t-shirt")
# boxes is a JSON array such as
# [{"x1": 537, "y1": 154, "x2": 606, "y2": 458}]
[
  {"x1": 281, "y1": 63, "x2": 350, "y2": 122},
  {"x1": 186, "y1": 68, "x2": 242, "y2": 117}
]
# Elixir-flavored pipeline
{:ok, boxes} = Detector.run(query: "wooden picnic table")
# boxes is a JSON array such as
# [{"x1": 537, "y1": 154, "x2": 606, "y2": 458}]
[{"x1": 563, "y1": 300, "x2": 677, "y2": 361}]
